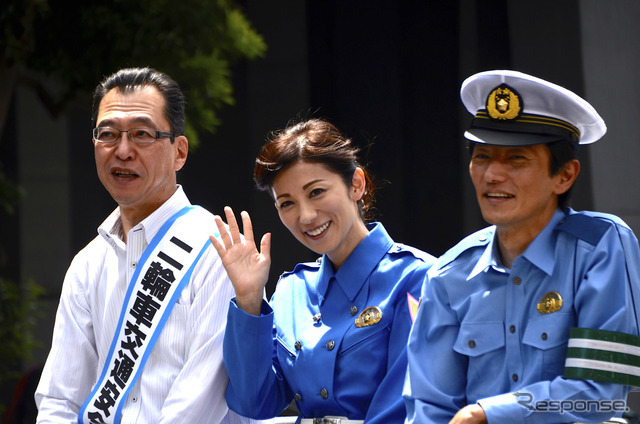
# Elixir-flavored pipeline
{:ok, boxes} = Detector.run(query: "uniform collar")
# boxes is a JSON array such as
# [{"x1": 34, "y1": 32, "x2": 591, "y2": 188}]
[
  {"x1": 468, "y1": 230, "x2": 503, "y2": 280},
  {"x1": 315, "y1": 222, "x2": 394, "y2": 304},
  {"x1": 468, "y1": 208, "x2": 566, "y2": 279},
  {"x1": 520, "y1": 208, "x2": 566, "y2": 276}
]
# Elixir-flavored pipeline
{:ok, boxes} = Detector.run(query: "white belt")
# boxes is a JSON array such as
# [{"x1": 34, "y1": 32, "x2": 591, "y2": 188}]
[{"x1": 300, "y1": 418, "x2": 364, "y2": 424}]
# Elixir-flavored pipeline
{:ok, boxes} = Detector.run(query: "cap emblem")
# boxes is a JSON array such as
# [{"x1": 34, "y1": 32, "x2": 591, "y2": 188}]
[{"x1": 486, "y1": 84, "x2": 522, "y2": 120}]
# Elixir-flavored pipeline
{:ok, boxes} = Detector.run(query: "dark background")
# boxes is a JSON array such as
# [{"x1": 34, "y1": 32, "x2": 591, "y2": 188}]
[{"x1": 66, "y1": 0, "x2": 597, "y2": 297}]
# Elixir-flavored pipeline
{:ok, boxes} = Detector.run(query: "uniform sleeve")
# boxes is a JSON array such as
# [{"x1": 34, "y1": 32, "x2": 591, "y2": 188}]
[
  {"x1": 403, "y1": 269, "x2": 471, "y2": 424},
  {"x1": 35, "y1": 254, "x2": 99, "y2": 423},
  {"x1": 479, "y1": 224, "x2": 638, "y2": 424},
  {"x1": 223, "y1": 299, "x2": 294, "y2": 419},
  {"x1": 366, "y1": 262, "x2": 431, "y2": 424}
]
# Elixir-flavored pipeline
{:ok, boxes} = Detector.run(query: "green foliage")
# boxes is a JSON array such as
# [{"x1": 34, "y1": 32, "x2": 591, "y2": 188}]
[
  {"x1": 0, "y1": 278, "x2": 43, "y2": 386},
  {"x1": 0, "y1": 0, "x2": 267, "y2": 148}
]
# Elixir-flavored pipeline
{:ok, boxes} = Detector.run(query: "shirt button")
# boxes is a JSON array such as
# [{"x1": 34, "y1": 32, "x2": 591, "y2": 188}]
[
  {"x1": 509, "y1": 325, "x2": 516, "y2": 333},
  {"x1": 512, "y1": 374, "x2": 518, "y2": 382},
  {"x1": 326, "y1": 340, "x2": 335, "y2": 351},
  {"x1": 131, "y1": 397, "x2": 138, "y2": 403},
  {"x1": 320, "y1": 388, "x2": 328, "y2": 399},
  {"x1": 295, "y1": 393, "x2": 302, "y2": 402},
  {"x1": 468, "y1": 340, "x2": 476, "y2": 348},
  {"x1": 513, "y1": 277, "x2": 521, "y2": 285},
  {"x1": 295, "y1": 341, "x2": 302, "y2": 351},
  {"x1": 350, "y1": 306, "x2": 358, "y2": 316},
  {"x1": 541, "y1": 332, "x2": 548, "y2": 340},
  {"x1": 131, "y1": 262, "x2": 137, "y2": 268}
]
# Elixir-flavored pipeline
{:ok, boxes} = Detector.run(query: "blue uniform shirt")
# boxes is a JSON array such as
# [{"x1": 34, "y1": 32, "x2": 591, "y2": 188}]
[
  {"x1": 224, "y1": 222, "x2": 434, "y2": 423},
  {"x1": 404, "y1": 208, "x2": 640, "y2": 424}
]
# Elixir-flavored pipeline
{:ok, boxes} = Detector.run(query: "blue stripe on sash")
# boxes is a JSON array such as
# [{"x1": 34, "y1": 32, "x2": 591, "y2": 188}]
[{"x1": 79, "y1": 205, "x2": 194, "y2": 424}]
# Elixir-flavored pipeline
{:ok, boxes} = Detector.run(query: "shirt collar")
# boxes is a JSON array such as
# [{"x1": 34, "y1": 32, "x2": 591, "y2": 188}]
[
  {"x1": 520, "y1": 208, "x2": 566, "y2": 275},
  {"x1": 467, "y1": 208, "x2": 567, "y2": 279},
  {"x1": 468, "y1": 228, "x2": 503, "y2": 280},
  {"x1": 315, "y1": 222, "x2": 394, "y2": 304},
  {"x1": 98, "y1": 185, "x2": 191, "y2": 247}
]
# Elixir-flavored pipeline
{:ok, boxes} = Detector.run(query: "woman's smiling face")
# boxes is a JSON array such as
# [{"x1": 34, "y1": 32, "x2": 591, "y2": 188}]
[{"x1": 272, "y1": 160, "x2": 369, "y2": 268}]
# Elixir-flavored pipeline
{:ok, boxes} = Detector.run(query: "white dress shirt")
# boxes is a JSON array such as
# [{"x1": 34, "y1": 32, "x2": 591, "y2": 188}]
[{"x1": 35, "y1": 186, "x2": 264, "y2": 424}]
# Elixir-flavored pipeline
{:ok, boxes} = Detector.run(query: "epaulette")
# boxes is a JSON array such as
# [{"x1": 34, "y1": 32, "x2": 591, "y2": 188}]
[
  {"x1": 280, "y1": 260, "x2": 321, "y2": 278},
  {"x1": 556, "y1": 212, "x2": 617, "y2": 247},
  {"x1": 436, "y1": 226, "x2": 494, "y2": 270},
  {"x1": 389, "y1": 243, "x2": 434, "y2": 262}
]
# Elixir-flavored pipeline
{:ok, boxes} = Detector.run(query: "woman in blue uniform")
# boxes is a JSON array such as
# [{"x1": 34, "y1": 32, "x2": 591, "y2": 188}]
[{"x1": 210, "y1": 118, "x2": 435, "y2": 424}]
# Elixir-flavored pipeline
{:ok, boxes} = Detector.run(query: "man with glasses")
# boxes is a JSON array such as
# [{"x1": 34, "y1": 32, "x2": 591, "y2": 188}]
[{"x1": 35, "y1": 67, "x2": 261, "y2": 424}]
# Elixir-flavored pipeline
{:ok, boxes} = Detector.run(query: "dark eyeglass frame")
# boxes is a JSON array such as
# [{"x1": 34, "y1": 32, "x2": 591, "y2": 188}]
[{"x1": 92, "y1": 127, "x2": 175, "y2": 144}]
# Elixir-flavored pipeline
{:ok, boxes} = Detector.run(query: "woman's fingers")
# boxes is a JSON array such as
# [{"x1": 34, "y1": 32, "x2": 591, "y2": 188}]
[
  {"x1": 224, "y1": 206, "x2": 242, "y2": 244},
  {"x1": 210, "y1": 207, "x2": 267, "y2": 260},
  {"x1": 210, "y1": 214, "x2": 230, "y2": 255},
  {"x1": 260, "y1": 232, "x2": 271, "y2": 262},
  {"x1": 240, "y1": 210, "x2": 254, "y2": 244}
]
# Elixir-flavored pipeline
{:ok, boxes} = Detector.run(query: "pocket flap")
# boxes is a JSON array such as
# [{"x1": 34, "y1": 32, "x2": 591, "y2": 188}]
[
  {"x1": 522, "y1": 313, "x2": 571, "y2": 350},
  {"x1": 453, "y1": 321, "x2": 505, "y2": 357}
]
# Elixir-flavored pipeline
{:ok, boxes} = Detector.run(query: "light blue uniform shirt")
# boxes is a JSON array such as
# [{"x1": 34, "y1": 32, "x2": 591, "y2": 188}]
[
  {"x1": 224, "y1": 222, "x2": 434, "y2": 423},
  {"x1": 404, "y1": 208, "x2": 640, "y2": 424}
]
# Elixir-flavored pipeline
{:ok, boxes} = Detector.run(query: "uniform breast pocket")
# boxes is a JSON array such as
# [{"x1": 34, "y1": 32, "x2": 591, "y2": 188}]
[
  {"x1": 522, "y1": 313, "x2": 572, "y2": 380},
  {"x1": 339, "y1": 324, "x2": 390, "y2": 357},
  {"x1": 276, "y1": 335, "x2": 298, "y2": 369},
  {"x1": 453, "y1": 321, "x2": 505, "y2": 381},
  {"x1": 337, "y1": 325, "x2": 390, "y2": 386}
]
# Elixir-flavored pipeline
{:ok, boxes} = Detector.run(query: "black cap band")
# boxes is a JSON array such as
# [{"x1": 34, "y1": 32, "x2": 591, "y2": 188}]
[{"x1": 470, "y1": 110, "x2": 580, "y2": 144}]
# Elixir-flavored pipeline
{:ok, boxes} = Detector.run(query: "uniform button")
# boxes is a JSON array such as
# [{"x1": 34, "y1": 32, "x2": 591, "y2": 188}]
[
  {"x1": 320, "y1": 388, "x2": 328, "y2": 399},
  {"x1": 131, "y1": 262, "x2": 137, "y2": 268},
  {"x1": 512, "y1": 374, "x2": 518, "y2": 382},
  {"x1": 131, "y1": 397, "x2": 138, "y2": 403},
  {"x1": 350, "y1": 306, "x2": 358, "y2": 316},
  {"x1": 541, "y1": 332, "x2": 548, "y2": 340},
  {"x1": 295, "y1": 393, "x2": 302, "y2": 402},
  {"x1": 312, "y1": 313, "x2": 322, "y2": 322},
  {"x1": 513, "y1": 277, "x2": 521, "y2": 285},
  {"x1": 295, "y1": 341, "x2": 302, "y2": 351},
  {"x1": 326, "y1": 340, "x2": 335, "y2": 351},
  {"x1": 509, "y1": 325, "x2": 516, "y2": 333},
  {"x1": 468, "y1": 340, "x2": 476, "y2": 348}
]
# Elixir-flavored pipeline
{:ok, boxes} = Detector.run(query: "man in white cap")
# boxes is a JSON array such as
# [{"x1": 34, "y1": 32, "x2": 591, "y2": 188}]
[{"x1": 403, "y1": 70, "x2": 640, "y2": 424}]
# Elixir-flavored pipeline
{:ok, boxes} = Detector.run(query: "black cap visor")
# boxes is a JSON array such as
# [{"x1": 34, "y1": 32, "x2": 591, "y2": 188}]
[{"x1": 464, "y1": 128, "x2": 569, "y2": 146}]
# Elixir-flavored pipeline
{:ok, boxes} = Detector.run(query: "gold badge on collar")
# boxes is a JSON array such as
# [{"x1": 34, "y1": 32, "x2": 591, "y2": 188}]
[
  {"x1": 355, "y1": 306, "x2": 382, "y2": 328},
  {"x1": 537, "y1": 291, "x2": 563, "y2": 314},
  {"x1": 486, "y1": 84, "x2": 522, "y2": 120}
]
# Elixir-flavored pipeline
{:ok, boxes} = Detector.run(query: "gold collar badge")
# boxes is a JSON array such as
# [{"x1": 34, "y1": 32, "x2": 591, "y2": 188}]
[
  {"x1": 355, "y1": 306, "x2": 382, "y2": 328},
  {"x1": 486, "y1": 84, "x2": 522, "y2": 120},
  {"x1": 537, "y1": 291, "x2": 563, "y2": 314}
]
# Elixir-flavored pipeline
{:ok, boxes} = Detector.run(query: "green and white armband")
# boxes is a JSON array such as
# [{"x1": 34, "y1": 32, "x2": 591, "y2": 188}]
[{"x1": 564, "y1": 327, "x2": 640, "y2": 386}]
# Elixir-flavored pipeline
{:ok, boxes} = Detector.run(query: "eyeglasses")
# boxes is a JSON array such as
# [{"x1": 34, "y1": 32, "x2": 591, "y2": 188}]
[{"x1": 92, "y1": 127, "x2": 175, "y2": 144}]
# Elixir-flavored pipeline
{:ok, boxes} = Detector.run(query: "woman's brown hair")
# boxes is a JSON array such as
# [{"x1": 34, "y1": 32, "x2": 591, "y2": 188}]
[{"x1": 254, "y1": 118, "x2": 376, "y2": 221}]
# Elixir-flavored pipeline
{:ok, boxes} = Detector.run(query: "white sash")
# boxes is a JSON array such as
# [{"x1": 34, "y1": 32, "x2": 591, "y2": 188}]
[{"x1": 79, "y1": 205, "x2": 214, "y2": 424}]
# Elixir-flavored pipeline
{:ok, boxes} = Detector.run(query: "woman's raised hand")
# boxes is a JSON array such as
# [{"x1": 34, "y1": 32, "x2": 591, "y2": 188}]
[{"x1": 209, "y1": 206, "x2": 271, "y2": 316}]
